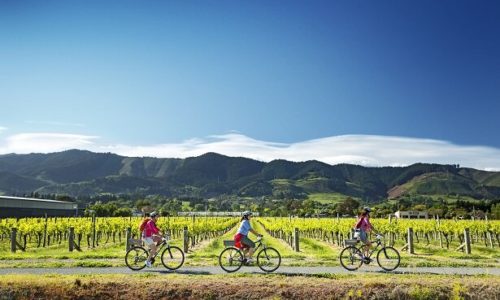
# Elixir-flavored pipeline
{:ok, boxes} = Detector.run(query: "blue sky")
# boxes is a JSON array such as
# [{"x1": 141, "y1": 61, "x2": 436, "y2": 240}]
[{"x1": 0, "y1": 1, "x2": 499, "y2": 169}]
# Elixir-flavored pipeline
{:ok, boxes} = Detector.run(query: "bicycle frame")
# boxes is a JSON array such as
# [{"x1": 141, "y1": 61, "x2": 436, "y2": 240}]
[
  {"x1": 148, "y1": 238, "x2": 171, "y2": 259},
  {"x1": 235, "y1": 237, "x2": 264, "y2": 251},
  {"x1": 360, "y1": 238, "x2": 383, "y2": 259}
]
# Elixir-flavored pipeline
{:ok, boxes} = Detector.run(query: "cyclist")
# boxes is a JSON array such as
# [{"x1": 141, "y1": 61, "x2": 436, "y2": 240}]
[
  {"x1": 354, "y1": 207, "x2": 377, "y2": 262},
  {"x1": 143, "y1": 211, "x2": 163, "y2": 267},
  {"x1": 234, "y1": 211, "x2": 262, "y2": 264},
  {"x1": 139, "y1": 212, "x2": 151, "y2": 239}
]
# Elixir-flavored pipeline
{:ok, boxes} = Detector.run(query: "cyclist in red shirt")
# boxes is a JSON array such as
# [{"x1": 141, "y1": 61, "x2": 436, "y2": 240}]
[{"x1": 143, "y1": 211, "x2": 163, "y2": 267}]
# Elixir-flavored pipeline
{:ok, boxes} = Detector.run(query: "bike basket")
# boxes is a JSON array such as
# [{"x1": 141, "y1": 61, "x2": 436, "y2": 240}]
[
  {"x1": 223, "y1": 240, "x2": 235, "y2": 247},
  {"x1": 128, "y1": 238, "x2": 143, "y2": 247},
  {"x1": 344, "y1": 239, "x2": 358, "y2": 246}
]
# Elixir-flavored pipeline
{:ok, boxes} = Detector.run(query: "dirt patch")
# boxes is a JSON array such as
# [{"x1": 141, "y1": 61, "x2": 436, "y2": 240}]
[{"x1": 0, "y1": 274, "x2": 499, "y2": 300}]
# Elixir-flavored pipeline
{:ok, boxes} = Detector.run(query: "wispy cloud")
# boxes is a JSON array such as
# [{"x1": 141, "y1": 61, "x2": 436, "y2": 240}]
[
  {"x1": 0, "y1": 133, "x2": 99, "y2": 154},
  {"x1": 1, "y1": 132, "x2": 500, "y2": 170},
  {"x1": 0, "y1": 126, "x2": 7, "y2": 133}
]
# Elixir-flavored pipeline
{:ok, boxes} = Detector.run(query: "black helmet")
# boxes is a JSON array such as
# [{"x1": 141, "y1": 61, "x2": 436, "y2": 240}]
[
  {"x1": 242, "y1": 211, "x2": 253, "y2": 217},
  {"x1": 363, "y1": 207, "x2": 371, "y2": 213}
]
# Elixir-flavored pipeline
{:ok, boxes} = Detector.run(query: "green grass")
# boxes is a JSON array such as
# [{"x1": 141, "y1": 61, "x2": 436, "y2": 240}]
[
  {"x1": 270, "y1": 179, "x2": 293, "y2": 186},
  {"x1": 0, "y1": 220, "x2": 498, "y2": 269},
  {"x1": 307, "y1": 193, "x2": 358, "y2": 204}
]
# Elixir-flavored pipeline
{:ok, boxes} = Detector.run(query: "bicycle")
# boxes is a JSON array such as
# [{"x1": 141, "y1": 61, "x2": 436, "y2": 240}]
[
  {"x1": 339, "y1": 233, "x2": 400, "y2": 271},
  {"x1": 219, "y1": 236, "x2": 281, "y2": 273},
  {"x1": 125, "y1": 235, "x2": 185, "y2": 271}
]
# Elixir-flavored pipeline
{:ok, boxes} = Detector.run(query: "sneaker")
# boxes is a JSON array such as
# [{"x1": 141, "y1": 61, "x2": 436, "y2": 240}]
[
  {"x1": 245, "y1": 258, "x2": 254, "y2": 265},
  {"x1": 146, "y1": 260, "x2": 152, "y2": 268}
]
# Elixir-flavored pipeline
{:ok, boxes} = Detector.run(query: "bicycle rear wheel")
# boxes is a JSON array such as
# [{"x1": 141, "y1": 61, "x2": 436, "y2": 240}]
[
  {"x1": 125, "y1": 246, "x2": 148, "y2": 271},
  {"x1": 339, "y1": 246, "x2": 363, "y2": 271},
  {"x1": 161, "y1": 246, "x2": 185, "y2": 270},
  {"x1": 257, "y1": 247, "x2": 281, "y2": 273},
  {"x1": 376, "y1": 246, "x2": 400, "y2": 271},
  {"x1": 218, "y1": 247, "x2": 244, "y2": 273}
]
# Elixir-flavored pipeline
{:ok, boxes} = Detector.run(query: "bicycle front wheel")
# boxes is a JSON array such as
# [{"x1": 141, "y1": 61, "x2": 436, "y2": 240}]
[
  {"x1": 161, "y1": 246, "x2": 185, "y2": 270},
  {"x1": 257, "y1": 247, "x2": 281, "y2": 273},
  {"x1": 125, "y1": 246, "x2": 148, "y2": 271},
  {"x1": 218, "y1": 247, "x2": 244, "y2": 273},
  {"x1": 376, "y1": 246, "x2": 400, "y2": 271},
  {"x1": 339, "y1": 246, "x2": 363, "y2": 271}
]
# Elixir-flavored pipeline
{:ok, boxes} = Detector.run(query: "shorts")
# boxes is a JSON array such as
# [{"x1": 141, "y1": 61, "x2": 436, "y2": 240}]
[
  {"x1": 143, "y1": 237, "x2": 155, "y2": 247},
  {"x1": 359, "y1": 230, "x2": 368, "y2": 243},
  {"x1": 241, "y1": 235, "x2": 255, "y2": 248}
]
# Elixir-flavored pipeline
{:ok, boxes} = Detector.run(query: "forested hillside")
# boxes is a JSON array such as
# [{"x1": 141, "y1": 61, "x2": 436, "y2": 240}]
[{"x1": 0, "y1": 150, "x2": 499, "y2": 203}]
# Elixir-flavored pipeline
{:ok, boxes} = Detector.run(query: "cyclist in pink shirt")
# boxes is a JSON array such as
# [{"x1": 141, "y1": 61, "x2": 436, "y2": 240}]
[
  {"x1": 143, "y1": 211, "x2": 163, "y2": 267},
  {"x1": 354, "y1": 207, "x2": 377, "y2": 261}
]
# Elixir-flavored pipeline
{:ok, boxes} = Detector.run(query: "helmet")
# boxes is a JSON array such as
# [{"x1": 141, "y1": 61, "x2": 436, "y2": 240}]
[
  {"x1": 150, "y1": 211, "x2": 159, "y2": 218},
  {"x1": 242, "y1": 211, "x2": 253, "y2": 217},
  {"x1": 363, "y1": 207, "x2": 372, "y2": 213}
]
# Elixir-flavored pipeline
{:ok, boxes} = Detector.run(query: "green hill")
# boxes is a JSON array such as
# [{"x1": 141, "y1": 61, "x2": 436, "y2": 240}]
[{"x1": 0, "y1": 150, "x2": 499, "y2": 202}]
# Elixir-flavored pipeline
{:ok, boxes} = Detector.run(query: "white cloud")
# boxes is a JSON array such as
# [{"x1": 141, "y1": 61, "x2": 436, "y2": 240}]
[
  {"x1": 1, "y1": 132, "x2": 500, "y2": 171},
  {"x1": 0, "y1": 126, "x2": 7, "y2": 133},
  {"x1": 0, "y1": 133, "x2": 99, "y2": 154}
]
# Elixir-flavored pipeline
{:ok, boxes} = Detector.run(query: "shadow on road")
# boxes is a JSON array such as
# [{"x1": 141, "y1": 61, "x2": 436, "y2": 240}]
[{"x1": 145, "y1": 269, "x2": 212, "y2": 275}]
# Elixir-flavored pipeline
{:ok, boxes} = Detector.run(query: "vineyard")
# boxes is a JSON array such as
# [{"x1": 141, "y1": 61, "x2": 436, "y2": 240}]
[
  {"x1": 0, "y1": 216, "x2": 238, "y2": 253},
  {"x1": 0, "y1": 216, "x2": 499, "y2": 269},
  {"x1": 259, "y1": 217, "x2": 500, "y2": 255}
]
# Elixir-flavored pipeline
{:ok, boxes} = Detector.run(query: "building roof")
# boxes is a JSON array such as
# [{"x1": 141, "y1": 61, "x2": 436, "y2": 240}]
[
  {"x1": 0, "y1": 196, "x2": 78, "y2": 210},
  {"x1": 0, "y1": 195, "x2": 74, "y2": 204}
]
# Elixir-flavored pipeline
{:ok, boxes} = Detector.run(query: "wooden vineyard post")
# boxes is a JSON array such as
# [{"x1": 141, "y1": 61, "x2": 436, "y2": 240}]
[
  {"x1": 69, "y1": 227, "x2": 74, "y2": 252},
  {"x1": 68, "y1": 227, "x2": 81, "y2": 252},
  {"x1": 125, "y1": 227, "x2": 132, "y2": 251},
  {"x1": 183, "y1": 226, "x2": 189, "y2": 253},
  {"x1": 43, "y1": 214, "x2": 48, "y2": 247},
  {"x1": 92, "y1": 214, "x2": 96, "y2": 248},
  {"x1": 294, "y1": 228, "x2": 300, "y2": 252},
  {"x1": 401, "y1": 227, "x2": 414, "y2": 254},
  {"x1": 11, "y1": 228, "x2": 17, "y2": 253},
  {"x1": 408, "y1": 228, "x2": 414, "y2": 254},
  {"x1": 457, "y1": 228, "x2": 471, "y2": 254},
  {"x1": 487, "y1": 231, "x2": 494, "y2": 248}
]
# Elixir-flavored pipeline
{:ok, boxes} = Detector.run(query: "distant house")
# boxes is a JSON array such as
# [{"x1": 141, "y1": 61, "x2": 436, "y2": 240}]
[
  {"x1": 0, "y1": 196, "x2": 78, "y2": 218},
  {"x1": 394, "y1": 210, "x2": 428, "y2": 219}
]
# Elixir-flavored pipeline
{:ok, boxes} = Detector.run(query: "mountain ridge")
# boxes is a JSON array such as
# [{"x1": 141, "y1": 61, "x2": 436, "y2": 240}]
[{"x1": 0, "y1": 149, "x2": 499, "y2": 201}]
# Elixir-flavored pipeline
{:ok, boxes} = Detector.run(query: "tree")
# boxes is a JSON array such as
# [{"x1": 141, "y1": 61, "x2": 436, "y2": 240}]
[
  {"x1": 85, "y1": 202, "x2": 118, "y2": 217},
  {"x1": 412, "y1": 204, "x2": 427, "y2": 211},
  {"x1": 194, "y1": 203, "x2": 205, "y2": 211},
  {"x1": 335, "y1": 197, "x2": 360, "y2": 216},
  {"x1": 135, "y1": 200, "x2": 152, "y2": 211},
  {"x1": 160, "y1": 199, "x2": 182, "y2": 216},
  {"x1": 56, "y1": 195, "x2": 74, "y2": 202},
  {"x1": 492, "y1": 203, "x2": 500, "y2": 219},
  {"x1": 428, "y1": 207, "x2": 445, "y2": 218},
  {"x1": 114, "y1": 207, "x2": 132, "y2": 217}
]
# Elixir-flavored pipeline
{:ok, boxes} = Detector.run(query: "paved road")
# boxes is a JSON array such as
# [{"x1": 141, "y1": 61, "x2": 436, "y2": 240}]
[{"x1": 0, "y1": 266, "x2": 498, "y2": 276}]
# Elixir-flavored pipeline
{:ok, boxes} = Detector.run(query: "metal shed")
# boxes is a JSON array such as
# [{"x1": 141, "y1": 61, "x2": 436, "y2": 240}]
[{"x1": 0, "y1": 196, "x2": 78, "y2": 217}]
